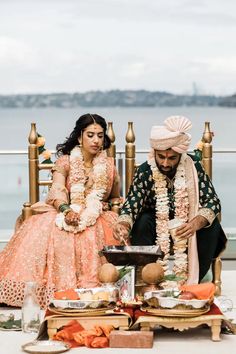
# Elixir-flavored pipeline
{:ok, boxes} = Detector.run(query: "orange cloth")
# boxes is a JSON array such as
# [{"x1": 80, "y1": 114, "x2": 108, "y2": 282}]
[
  {"x1": 54, "y1": 289, "x2": 79, "y2": 300},
  {"x1": 53, "y1": 320, "x2": 114, "y2": 348},
  {"x1": 180, "y1": 282, "x2": 215, "y2": 300},
  {"x1": 89, "y1": 337, "x2": 109, "y2": 348},
  {"x1": 53, "y1": 320, "x2": 85, "y2": 348}
]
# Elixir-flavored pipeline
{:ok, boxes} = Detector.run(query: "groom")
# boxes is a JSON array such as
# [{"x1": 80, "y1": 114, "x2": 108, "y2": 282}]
[{"x1": 114, "y1": 116, "x2": 227, "y2": 284}]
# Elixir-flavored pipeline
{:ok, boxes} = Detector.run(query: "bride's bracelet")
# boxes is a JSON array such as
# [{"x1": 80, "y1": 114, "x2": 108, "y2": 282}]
[{"x1": 59, "y1": 203, "x2": 71, "y2": 215}]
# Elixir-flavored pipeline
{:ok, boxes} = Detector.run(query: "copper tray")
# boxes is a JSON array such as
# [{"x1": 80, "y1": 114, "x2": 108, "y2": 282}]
[{"x1": 100, "y1": 245, "x2": 163, "y2": 266}]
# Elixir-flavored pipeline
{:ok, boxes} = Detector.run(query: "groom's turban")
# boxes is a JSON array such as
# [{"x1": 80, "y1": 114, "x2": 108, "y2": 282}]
[{"x1": 150, "y1": 116, "x2": 192, "y2": 153}]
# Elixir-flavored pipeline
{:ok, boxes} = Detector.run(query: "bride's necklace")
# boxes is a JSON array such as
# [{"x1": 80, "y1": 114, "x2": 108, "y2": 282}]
[
  {"x1": 84, "y1": 165, "x2": 93, "y2": 183},
  {"x1": 84, "y1": 162, "x2": 93, "y2": 168}
]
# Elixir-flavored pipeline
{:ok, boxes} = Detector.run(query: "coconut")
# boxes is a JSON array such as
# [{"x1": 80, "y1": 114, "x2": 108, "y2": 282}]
[
  {"x1": 98, "y1": 263, "x2": 119, "y2": 283},
  {"x1": 141, "y1": 262, "x2": 164, "y2": 284}
]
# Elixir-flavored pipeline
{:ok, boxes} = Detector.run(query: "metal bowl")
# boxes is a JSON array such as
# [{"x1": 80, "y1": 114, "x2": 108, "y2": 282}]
[{"x1": 100, "y1": 245, "x2": 163, "y2": 266}]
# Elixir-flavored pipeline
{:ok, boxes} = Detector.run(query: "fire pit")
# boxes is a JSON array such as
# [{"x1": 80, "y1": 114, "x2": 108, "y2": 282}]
[{"x1": 100, "y1": 245, "x2": 163, "y2": 266}]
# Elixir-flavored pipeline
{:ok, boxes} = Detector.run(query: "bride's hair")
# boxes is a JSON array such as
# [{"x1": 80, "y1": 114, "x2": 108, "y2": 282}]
[{"x1": 56, "y1": 113, "x2": 111, "y2": 156}]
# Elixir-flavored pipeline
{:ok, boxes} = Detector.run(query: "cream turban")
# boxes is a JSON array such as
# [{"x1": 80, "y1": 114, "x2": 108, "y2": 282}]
[{"x1": 150, "y1": 116, "x2": 192, "y2": 153}]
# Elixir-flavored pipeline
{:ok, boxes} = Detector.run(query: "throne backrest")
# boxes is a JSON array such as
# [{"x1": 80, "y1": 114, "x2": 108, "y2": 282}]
[
  {"x1": 22, "y1": 121, "x2": 213, "y2": 219},
  {"x1": 21, "y1": 120, "x2": 224, "y2": 296}
]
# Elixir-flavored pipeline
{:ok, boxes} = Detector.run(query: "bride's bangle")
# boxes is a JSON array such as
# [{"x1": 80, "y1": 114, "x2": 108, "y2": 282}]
[
  {"x1": 63, "y1": 208, "x2": 72, "y2": 216},
  {"x1": 59, "y1": 203, "x2": 71, "y2": 214}
]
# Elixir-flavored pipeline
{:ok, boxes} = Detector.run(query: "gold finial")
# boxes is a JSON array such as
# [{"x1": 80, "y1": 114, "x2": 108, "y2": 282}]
[
  {"x1": 125, "y1": 122, "x2": 135, "y2": 194},
  {"x1": 28, "y1": 123, "x2": 38, "y2": 144},
  {"x1": 107, "y1": 122, "x2": 115, "y2": 143},
  {"x1": 107, "y1": 122, "x2": 116, "y2": 158},
  {"x1": 126, "y1": 122, "x2": 135, "y2": 144},
  {"x1": 202, "y1": 121, "x2": 212, "y2": 144},
  {"x1": 201, "y1": 121, "x2": 212, "y2": 179}
]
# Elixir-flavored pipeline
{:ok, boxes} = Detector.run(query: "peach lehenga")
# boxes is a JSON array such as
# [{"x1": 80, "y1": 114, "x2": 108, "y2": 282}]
[{"x1": 0, "y1": 151, "x2": 120, "y2": 308}]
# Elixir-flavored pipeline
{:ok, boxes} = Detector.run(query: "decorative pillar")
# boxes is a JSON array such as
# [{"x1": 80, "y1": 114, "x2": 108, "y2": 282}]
[
  {"x1": 202, "y1": 121, "x2": 212, "y2": 179},
  {"x1": 107, "y1": 122, "x2": 116, "y2": 159},
  {"x1": 28, "y1": 123, "x2": 39, "y2": 204},
  {"x1": 125, "y1": 122, "x2": 135, "y2": 195}
]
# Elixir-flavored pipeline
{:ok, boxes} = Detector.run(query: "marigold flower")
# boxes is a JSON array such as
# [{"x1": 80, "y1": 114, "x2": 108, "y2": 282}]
[
  {"x1": 37, "y1": 136, "x2": 46, "y2": 147},
  {"x1": 42, "y1": 149, "x2": 51, "y2": 160},
  {"x1": 195, "y1": 140, "x2": 204, "y2": 151}
]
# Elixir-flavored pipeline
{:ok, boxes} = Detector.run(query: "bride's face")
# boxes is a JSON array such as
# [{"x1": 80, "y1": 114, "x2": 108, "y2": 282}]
[{"x1": 80, "y1": 123, "x2": 104, "y2": 156}]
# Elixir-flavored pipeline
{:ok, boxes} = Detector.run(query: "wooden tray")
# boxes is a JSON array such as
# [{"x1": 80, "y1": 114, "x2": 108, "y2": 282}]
[
  {"x1": 140, "y1": 305, "x2": 210, "y2": 317},
  {"x1": 47, "y1": 315, "x2": 130, "y2": 339}
]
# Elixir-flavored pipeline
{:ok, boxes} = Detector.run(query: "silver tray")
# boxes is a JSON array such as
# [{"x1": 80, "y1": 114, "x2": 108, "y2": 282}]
[
  {"x1": 100, "y1": 245, "x2": 163, "y2": 265},
  {"x1": 51, "y1": 286, "x2": 119, "y2": 309},
  {"x1": 51, "y1": 299, "x2": 110, "y2": 310},
  {"x1": 22, "y1": 340, "x2": 70, "y2": 354}
]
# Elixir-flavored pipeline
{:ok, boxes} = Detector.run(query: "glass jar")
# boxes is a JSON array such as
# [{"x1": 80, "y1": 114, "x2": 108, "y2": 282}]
[
  {"x1": 21, "y1": 281, "x2": 41, "y2": 333},
  {"x1": 215, "y1": 295, "x2": 233, "y2": 313}
]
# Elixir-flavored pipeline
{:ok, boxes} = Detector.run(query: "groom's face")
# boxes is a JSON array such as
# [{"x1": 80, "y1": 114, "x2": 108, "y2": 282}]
[{"x1": 154, "y1": 149, "x2": 181, "y2": 176}]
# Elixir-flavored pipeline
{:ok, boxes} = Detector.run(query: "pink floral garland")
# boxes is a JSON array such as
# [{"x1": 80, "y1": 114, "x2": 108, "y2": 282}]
[{"x1": 148, "y1": 150, "x2": 189, "y2": 283}]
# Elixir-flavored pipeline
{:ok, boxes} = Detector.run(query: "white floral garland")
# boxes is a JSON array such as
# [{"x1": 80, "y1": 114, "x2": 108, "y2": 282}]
[
  {"x1": 147, "y1": 150, "x2": 189, "y2": 282},
  {"x1": 55, "y1": 146, "x2": 107, "y2": 233}
]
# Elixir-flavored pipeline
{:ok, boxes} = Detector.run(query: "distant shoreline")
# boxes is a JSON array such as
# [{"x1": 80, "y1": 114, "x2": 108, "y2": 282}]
[{"x1": 0, "y1": 90, "x2": 235, "y2": 108}]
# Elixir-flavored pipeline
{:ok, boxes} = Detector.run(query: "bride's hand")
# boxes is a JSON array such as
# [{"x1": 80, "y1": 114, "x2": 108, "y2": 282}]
[
  {"x1": 64, "y1": 210, "x2": 80, "y2": 226},
  {"x1": 113, "y1": 222, "x2": 130, "y2": 244}
]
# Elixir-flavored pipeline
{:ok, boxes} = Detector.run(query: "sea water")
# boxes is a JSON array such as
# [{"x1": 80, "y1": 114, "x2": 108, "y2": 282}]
[{"x1": 0, "y1": 106, "x2": 235, "y2": 231}]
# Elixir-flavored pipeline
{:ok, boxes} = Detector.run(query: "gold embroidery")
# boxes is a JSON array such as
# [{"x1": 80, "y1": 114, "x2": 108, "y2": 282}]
[
  {"x1": 198, "y1": 208, "x2": 215, "y2": 226},
  {"x1": 118, "y1": 214, "x2": 133, "y2": 229}
]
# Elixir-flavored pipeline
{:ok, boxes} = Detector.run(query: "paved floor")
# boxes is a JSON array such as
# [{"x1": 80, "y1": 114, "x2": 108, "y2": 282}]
[{"x1": 0, "y1": 267, "x2": 235, "y2": 354}]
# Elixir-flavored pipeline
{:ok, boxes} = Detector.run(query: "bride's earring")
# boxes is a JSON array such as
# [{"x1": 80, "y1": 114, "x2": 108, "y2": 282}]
[{"x1": 78, "y1": 132, "x2": 83, "y2": 147}]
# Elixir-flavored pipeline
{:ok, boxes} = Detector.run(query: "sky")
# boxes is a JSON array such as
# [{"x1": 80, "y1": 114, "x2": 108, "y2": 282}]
[{"x1": 0, "y1": 0, "x2": 236, "y2": 96}]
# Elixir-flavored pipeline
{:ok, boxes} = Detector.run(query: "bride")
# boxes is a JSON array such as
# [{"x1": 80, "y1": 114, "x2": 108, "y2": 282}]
[{"x1": 0, "y1": 113, "x2": 121, "y2": 308}]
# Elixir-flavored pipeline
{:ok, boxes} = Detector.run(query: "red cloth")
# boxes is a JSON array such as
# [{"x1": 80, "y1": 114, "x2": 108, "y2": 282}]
[
  {"x1": 113, "y1": 307, "x2": 134, "y2": 318},
  {"x1": 205, "y1": 303, "x2": 222, "y2": 315}
]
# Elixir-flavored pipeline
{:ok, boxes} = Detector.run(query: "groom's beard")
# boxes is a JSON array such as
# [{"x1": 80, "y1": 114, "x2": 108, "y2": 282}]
[{"x1": 158, "y1": 164, "x2": 177, "y2": 178}]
